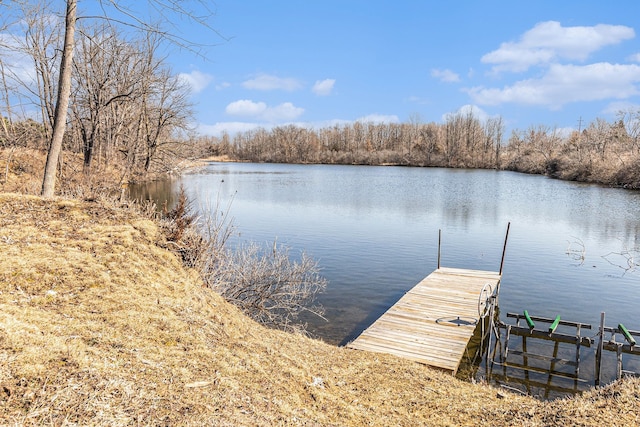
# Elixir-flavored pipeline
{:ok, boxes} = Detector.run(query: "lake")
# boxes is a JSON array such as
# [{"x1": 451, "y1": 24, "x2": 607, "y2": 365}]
[{"x1": 132, "y1": 162, "x2": 640, "y2": 391}]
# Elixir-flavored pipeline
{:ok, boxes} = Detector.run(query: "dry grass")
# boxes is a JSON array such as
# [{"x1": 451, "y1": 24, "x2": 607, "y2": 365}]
[
  {"x1": 0, "y1": 147, "x2": 192, "y2": 200},
  {"x1": 0, "y1": 148, "x2": 128, "y2": 198},
  {"x1": 0, "y1": 193, "x2": 638, "y2": 426},
  {"x1": 0, "y1": 147, "x2": 638, "y2": 425}
]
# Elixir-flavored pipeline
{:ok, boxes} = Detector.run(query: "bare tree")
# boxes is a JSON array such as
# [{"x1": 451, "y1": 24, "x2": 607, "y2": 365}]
[
  {"x1": 463, "y1": 109, "x2": 483, "y2": 166},
  {"x1": 483, "y1": 116, "x2": 504, "y2": 168},
  {"x1": 617, "y1": 109, "x2": 640, "y2": 154},
  {"x1": 140, "y1": 68, "x2": 193, "y2": 172},
  {"x1": 0, "y1": 61, "x2": 14, "y2": 145},
  {"x1": 41, "y1": 0, "x2": 75, "y2": 197},
  {"x1": 70, "y1": 24, "x2": 138, "y2": 174},
  {"x1": 0, "y1": 0, "x2": 62, "y2": 147},
  {"x1": 418, "y1": 122, "x2": 441, "y2": 165},
  {"x1": 486, "y1": 116, "x2": 504, "y2": 168},
  {"x1": 38, "y1": 0, "x2": 220, "y2": 197},
  {"x1": 444, "y1": 111, "x2": 464, "y2": 166}
]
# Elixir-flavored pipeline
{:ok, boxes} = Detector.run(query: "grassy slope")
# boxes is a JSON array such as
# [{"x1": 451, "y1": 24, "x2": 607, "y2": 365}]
[
  {"x1": 0, "y1": 149, "x2": 638, "y2": 425},
  {"x1": 0, "y1": 193, "x2": 638, "y2": 426}
]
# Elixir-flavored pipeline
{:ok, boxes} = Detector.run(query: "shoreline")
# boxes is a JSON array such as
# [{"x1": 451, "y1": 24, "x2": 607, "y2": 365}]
[{"x1": 0, "y1": 192, "x2": 638, "y2": 425}]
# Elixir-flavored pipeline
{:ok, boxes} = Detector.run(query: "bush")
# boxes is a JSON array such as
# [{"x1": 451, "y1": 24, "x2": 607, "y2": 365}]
[
  {"x1": 613, "y1": 159, "x2": 640, "y2": 189},
  {"x1": 161, "y1": 186, "x2": 205, "y2": 267},
  {"x1": 160, "y1": 189, "x2": 327, "y2": 333},
  {"x1": 202, "y1": 241, "x2": 327, "y2": 333}
]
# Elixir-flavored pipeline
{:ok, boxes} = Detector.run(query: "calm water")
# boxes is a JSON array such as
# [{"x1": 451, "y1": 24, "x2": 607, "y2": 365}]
[
  {"x1": 132, "y1": 162, "x2": 640, "y2": 392},
  {"x1": 135, "y1": 162, "x2": 640, "y2": 341}
]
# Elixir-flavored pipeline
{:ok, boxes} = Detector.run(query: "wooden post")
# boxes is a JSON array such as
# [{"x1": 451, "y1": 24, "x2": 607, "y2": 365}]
[
  {"x1": 595, "y1": 312, "x2": 605, "y2": 387},
  {"x1": 522, "y1": 335, "x2": 531, "y2": 395},
  {"x1": 503, "y1": 325, "x2": 512, "y2": 378},
  {"x1": 575, "y1": 324, "x2": 582, "y2": 378},
  {"x1": 546, "y1": 341, "x2": 560, "y2": 399},
  {"x1": 504, "y1": 325, "x2": 512, "y2": 360},
  {"x1": 616, "y1": 344, "x2": 623, "y2": 380}
]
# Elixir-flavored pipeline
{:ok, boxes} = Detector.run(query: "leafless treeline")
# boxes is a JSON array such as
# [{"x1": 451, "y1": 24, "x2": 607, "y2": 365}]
[
  {"x1": 503, "y1": 114, "x2": 640, "y2": 188},
  {"x1": 0, "y1": 2, "x2": 198, "y2": 185},
  {"x1": 208, "y1": 109, "x2": 640, "y2": 189},
  {"x1": 3, "y1": 2, "x2": 640, "y2": 191},
  {"x1": 212, "y1": 112, "x2": 503, "y2": 169}
]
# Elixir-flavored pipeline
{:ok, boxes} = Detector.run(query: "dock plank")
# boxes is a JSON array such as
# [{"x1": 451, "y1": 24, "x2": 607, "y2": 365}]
[{"x1": 347, "y1": 267, "x2": 501, "y2": 374}]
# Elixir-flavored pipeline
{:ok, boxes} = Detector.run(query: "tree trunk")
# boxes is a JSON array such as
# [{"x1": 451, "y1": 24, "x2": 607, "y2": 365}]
[{"x1": 41, "y1": 0, "x2": 76, "y2": 197}]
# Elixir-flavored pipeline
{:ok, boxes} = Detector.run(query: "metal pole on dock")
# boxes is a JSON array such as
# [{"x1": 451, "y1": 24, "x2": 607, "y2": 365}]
[
  {"x1": 595, "y1": 312, "x2": 605, "y2": 387},
  {"x1": 437, "y1": 229, "x2": 441, "y2": 269},
  {"x1": 499, "y1": 222, "x2": 511, "y2": 276}
]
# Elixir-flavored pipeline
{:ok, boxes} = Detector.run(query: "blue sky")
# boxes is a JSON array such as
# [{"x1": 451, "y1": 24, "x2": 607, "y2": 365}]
[
  {"x1": 5, "y1": 1, "x2": 639, "y2": 137},
  {"x1": 169, "y1": 0, "x2": 640, "y2": 137}
]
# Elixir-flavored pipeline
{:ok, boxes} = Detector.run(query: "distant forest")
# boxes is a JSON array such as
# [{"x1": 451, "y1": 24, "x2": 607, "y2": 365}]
[
  {"x1": 206, "y1": 110, "x2": 640, "y2": 190},
  {"x1": 2, "y1": 2, "x2": 639, "y2": 193}
]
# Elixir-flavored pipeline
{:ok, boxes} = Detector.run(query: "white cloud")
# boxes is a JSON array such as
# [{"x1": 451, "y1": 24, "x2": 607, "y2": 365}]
[
  {"x1": 242, "y1": 73, "x2": 302, "y2": 91},
  {"x1": 431, "y1": 68, "x2": 460, "y2": 83},
  {"x1": 482, "y1": 21, "x2": 635, "y2": 73},
  {"x1": 198, "y1": 122, "x2": 263, "y2": 136},
  {"x1": 261, "y1": 102, "x2": 305, "y2": 121},
  {"x1": 312, "y1": 79, "x2": 336, "y2": 96},
  {"x1": 177, "y1": 70, "x2": 213, "y2": 93},
  {"x1": 628, "y1": 53, "x2": 640, "y2": 63},
  {"x1": 467, "y1": 63, "x2": 640, "y2": 108},
  {"x1": 225, "y1": 99, "x2": 267, "y2": 116},
  {"x1": 356, "y1": 114, "x2": 400, "y2": 124},
  {"x1": 442, "y1": 105, "x2": 492, "y2": 123},
  {"x1": 225, "y1": 99, "x2": 304, "y2": 122},
  {"x1": 603, "y1": 100, "x2": 640, "y2": 115}
]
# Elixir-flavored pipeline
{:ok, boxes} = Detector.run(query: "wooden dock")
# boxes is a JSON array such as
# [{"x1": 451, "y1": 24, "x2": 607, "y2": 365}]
[{"x1": 347, "y1": 267, "x2": 502, "y2": 374}]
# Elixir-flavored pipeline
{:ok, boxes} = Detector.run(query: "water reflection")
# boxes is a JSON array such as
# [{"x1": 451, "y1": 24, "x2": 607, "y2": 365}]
[
  {"x1": 130, "y1": 163, "x2": 640, "y2": 353},
  {"x1": 129, "y1": 178, "x2": 178, "y2": 211}
]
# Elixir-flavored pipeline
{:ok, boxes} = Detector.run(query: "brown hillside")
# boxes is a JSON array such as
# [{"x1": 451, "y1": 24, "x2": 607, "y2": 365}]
[{"x1": 0, "y1": 193, "x2": 638, "y2": 425}]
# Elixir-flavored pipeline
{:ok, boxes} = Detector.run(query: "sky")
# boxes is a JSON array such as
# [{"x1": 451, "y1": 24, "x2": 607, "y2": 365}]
[
  {"x1": 165, "y1": 0, "x2": 640, "y2": 138},
  {"x1": 4, "y1": 1, "x2": 640, "y2": 138}
]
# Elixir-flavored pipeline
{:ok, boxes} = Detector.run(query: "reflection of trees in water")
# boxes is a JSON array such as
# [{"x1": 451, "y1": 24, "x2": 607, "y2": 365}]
[{"x1": 129, "y1": 179, "x2": 178, "y2": 211}]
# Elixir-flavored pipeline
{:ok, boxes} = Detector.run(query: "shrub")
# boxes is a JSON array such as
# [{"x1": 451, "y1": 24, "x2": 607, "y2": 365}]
[
  {"x1": 160, "y1": 186, "x2": 205, "y2": 267},
  {"x1": 203, "y1": 241, "x2": 327, "y2": 333},
  {"x1": 160, "y1": 189, "x2": 327, "y2": 333},
  {"x1": 613, "y1": 159, "x2": 640, "y2": 189}
]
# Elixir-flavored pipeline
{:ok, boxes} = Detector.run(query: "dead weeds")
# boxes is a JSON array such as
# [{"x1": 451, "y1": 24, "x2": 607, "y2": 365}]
[{"x1": 0, "y1": 193, "x2": 638, "y2": 426}]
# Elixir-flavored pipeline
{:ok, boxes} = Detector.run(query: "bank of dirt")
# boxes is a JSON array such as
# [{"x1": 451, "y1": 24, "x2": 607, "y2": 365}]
[{"x1": 0, "y1": 192, "x2": 638, "y2": 426}]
